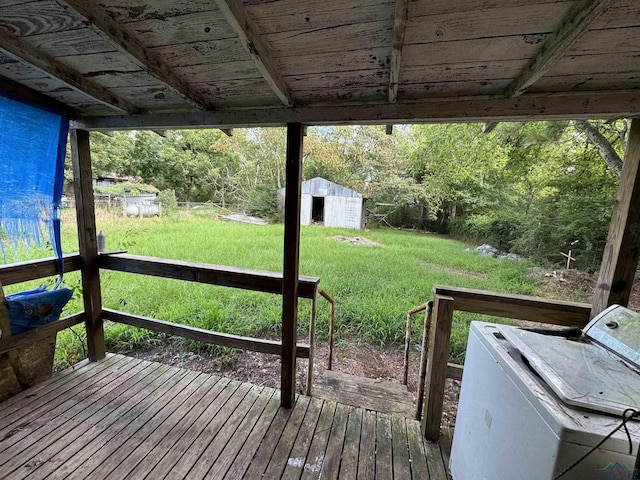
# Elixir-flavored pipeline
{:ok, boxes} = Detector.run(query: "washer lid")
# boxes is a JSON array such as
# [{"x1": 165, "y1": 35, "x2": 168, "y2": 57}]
[{"x1": 500, "y1": 325, "x2": 640, "y2": 417}]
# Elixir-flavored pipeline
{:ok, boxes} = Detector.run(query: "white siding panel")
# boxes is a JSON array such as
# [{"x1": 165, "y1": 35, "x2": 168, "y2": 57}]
[
  {"x1": 300, "y1": 193, "x2": 312, "y2": 225},
  {"x1": 325, "y1": 196, "x2": 363, "y2": 229}
]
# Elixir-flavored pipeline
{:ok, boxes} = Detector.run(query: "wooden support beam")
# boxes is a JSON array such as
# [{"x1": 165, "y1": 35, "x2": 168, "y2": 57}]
[
  {"x1": 73, "y1": 90, "x2": 640, "y2": 131},
  {"x1": 389, "y1": 0, "x2": 408, "y2": 103},
  {"x1": 99, "y1": 131, "x2": 115, "y2": 138},
  {"x1": 422, "y1": 294, "x2": 454, "y2": 440},
  {"x1": 506, "y1": 0, "x2": 615, "y2": 97},
  {"x1": 214, "y1": 0, "x2": 293, "y2": 106},
  {"x1": 591, "y1": 118, "x2": 640, "y2": 317},
  {"x1": 281, "y1": 122, "x2": 304, "y2": 408},
  {"x1": 386, "y1": 124, "x2": 394, "y2": 135},
  {"x1": 70, "y1": 129, "x2": 105, "y2": 361},
  {"x1": 57, "y1": 0, "x2": 210, "y2": 110},
  {"x1": 152, "y1": 130, "x2": 167, "y2": 138},
  {"x1": 220, "y1": 128, "x2": 234, "y2": 137},
  {"x1": 0, "y1": 30, "x2": 132, "y2": 113},
  {"x1": 482, "y1": 121, "x2": 499, "y2": 133}
]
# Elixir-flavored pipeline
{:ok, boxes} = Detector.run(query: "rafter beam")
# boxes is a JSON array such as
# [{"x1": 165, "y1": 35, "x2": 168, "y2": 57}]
[
  {"x1": 73, "y1": 91, "x2": 640, "y2": 131},
  {"x1": 0, "y1": 29, "x2": 132, "y2": 113},
  {"x1": 506, "y1": 0, "x2": 615, "y2": 97},
  {"x1": 214, "y1": 0, "x2": 293, "y2": 106},
  {"x1": 57, "y1": 0, "x2": 209, "y2": 111},
  {"x1": 389, "y1": 0, "x2": 408, "y2": 103}
]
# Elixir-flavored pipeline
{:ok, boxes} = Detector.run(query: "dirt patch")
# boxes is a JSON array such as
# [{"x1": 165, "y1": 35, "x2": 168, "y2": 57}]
[
  {"x1": 331, "y1": 236, "x2": 381, "y2": 247},
  {"x1": 422, "y1": 261, "x2": 487, "y2": 279},
  {"x1": 528, "y1": 267, "x2": 640, "y2": 311}
]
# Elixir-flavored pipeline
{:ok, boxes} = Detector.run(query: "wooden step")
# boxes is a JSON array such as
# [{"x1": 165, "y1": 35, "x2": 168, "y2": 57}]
[{"x1": 314, "y1": 370, "x2": 414, "y2": 418}]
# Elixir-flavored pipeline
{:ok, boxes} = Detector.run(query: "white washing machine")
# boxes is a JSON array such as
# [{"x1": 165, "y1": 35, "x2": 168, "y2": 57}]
[{"x1": 450, "y1": 305, "x2": 640, "y2": 480}]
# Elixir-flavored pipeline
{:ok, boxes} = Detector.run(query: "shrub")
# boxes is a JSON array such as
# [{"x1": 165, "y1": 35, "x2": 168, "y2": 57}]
[
  {"x1": 157, "y1": 189, "x2": 178, "y2": 216},
  {"x1": 245, "y1": 182, "x2": 282, "y2": 221}
]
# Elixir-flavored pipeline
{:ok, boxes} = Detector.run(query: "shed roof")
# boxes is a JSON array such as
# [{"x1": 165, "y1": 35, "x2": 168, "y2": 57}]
[
  {"x1": 278, "y1": 177, "x2": 362, "y2": 198},
  {"x1": 0, "y1": 0, "x2": 638, "y2": 129}
]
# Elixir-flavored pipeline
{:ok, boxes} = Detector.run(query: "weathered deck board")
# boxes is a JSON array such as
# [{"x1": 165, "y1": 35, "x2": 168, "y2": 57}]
[
  {"x1": 0, "y1": 354, "x2": 448, "y2": 479},
  {"x1": 314, "y1": 369, "x2": 414, "y2": 417}
]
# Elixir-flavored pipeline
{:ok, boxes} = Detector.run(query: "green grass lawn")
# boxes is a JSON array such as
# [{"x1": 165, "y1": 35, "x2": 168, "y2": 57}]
[{"x1": 8, "y1": 210, "x2": 541, "y2": 369}]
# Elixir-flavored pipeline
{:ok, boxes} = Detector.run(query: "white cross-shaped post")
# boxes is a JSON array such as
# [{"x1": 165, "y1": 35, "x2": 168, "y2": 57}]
[{"x1": 560, "y1": 249, "x2": 576, "y2": 270}]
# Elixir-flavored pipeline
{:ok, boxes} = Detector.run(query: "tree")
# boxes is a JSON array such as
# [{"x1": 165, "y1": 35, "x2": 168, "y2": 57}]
[{"x1": 572, "y1": 120, "x2": 627, "y2": 177}]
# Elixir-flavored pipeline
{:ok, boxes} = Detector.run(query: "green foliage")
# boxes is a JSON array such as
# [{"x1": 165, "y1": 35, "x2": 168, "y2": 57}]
[
  {"x1": 77, "y1": 120, "x2": 624, "y2": 272},
  {"x1": 157, "y1": 189, "x2": 178, "y2": 215},
  {"x1": 245, "y1": 181, "x2": 281, "y2": 221}
]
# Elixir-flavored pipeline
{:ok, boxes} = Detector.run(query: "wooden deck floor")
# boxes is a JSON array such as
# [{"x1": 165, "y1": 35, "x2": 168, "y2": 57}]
[{"x1": 0, "y1": 354, "x2": 450, "y2": 479}]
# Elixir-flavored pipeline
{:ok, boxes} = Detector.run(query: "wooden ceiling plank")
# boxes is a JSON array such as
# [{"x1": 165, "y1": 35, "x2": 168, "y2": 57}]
[
  {"x1": 56, "y1": 0, "x2": 210, "y2": 110},
  {"x1": 213, "y1": 0, "x2": 293, "y2": 106},
  {"x1": 506, "y1": 0, "x2": 616, "y2": 97},
  {"x1": 73, "y1": 90, "x2": 640, "y2": 131},
  {"x1": 389, "y1": 0, "x2": 408, "y2": 103},
  {"x1": 0, "y1": 72, "x2": 74, "y2": 115},
  {"x1": 0, "y1": 29, "x2": 132, "y2": 112}
]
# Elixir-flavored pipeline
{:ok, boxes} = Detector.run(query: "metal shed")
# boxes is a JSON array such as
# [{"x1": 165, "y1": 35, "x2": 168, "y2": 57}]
[{"x1": 278, "y1": 177, "x2": 365, "y2": 229}]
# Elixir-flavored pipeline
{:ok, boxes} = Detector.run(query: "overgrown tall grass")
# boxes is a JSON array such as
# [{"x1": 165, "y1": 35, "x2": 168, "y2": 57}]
[{"x1": 8, "y1": 209, "x2": 541, "y2": 368}]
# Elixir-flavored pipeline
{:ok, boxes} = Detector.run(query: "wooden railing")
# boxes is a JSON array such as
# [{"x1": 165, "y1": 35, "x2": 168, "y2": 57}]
[
  {"x1": 0, "y1": 255, "x2": 84, "y2": 356},
  {"x1": 98, "y1": 253, "x2": 323, "y2": 395},
  {"x1": 0, "y1": 252, "x2": 332, "y2": 399},
  {"x1": 0, "y1": 254, "x2": 82, "y2": 286},
  {"x1": 99, "y1": 253, "x2": 320, "y2": 298},
  {"x1": 421, "y1": 285, "x2": 592, "y2": 440}
]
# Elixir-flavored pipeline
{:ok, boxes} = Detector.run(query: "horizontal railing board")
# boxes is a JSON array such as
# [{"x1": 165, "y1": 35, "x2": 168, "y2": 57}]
[
  {"x1": 99, "y1": 253, "x2": 320, "y2": 299},
  {"x1": 102, "y1": 308, "x2": 310, "y2": 358},
  {"x1": 0, "y1": 312, "x2": 85, "y2": 355},
  {"x1": 433, "y1": 285, "x2": 591, "y2": 327},
  {"x1": 446, "y1": 363, "x2": 463, "y2": 381},
  {"x1": 0, "y1": 254, "x2": 82, "y2": 286}
]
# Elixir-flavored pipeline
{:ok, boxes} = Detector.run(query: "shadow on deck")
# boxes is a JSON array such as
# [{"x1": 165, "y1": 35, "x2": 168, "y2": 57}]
[{"x1": 0, "y1": 354, "x2": 451, "y2": 479}]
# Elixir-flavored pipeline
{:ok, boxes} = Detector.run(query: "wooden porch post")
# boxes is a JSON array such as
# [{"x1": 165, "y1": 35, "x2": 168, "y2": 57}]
[
  {"x1": 70, "y1": 129, "x2": 105, "y2": 361},
  {"x1": 281, "y1": 122, "x2": 304, "y2": 408},
  {"x1": 421, "y1": 294, "x2": 454, "y2": 440},
  {"x1": 591, "y1": 119, "x2": 640, "y2": 318}
]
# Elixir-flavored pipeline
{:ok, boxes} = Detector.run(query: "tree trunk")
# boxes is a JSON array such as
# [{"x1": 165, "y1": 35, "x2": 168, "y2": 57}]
[{"x1": 573, "y1": 120, "x2": 623, "y2": 177}]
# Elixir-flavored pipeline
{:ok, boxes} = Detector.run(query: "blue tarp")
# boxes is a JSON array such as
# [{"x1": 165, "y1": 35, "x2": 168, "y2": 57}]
[{"x1": 0, "y1": 95, "x2": 69, "y2": 268}]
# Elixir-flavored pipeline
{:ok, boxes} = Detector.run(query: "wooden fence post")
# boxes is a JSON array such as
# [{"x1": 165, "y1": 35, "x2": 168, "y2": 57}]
[
  {"x1": 70, "y1": 129, "x2": 105, "y2": 361},
  {"x1": 281, "y1": 123, "x2": 304, "y2": 408},
  {"x1": 421, "y1": 294, "x2": 454, "y2": 440}
]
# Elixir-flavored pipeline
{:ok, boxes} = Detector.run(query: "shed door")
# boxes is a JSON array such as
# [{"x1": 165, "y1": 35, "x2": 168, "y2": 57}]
[{"x1": 312, "y1": 196, "x2": 325, "y2": 223}]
